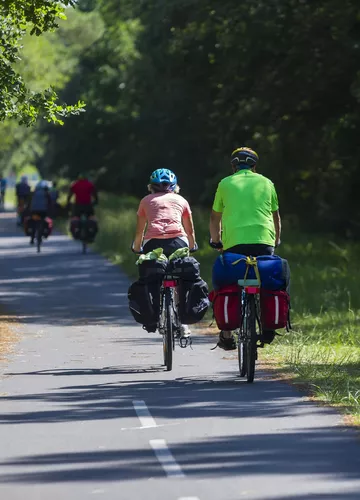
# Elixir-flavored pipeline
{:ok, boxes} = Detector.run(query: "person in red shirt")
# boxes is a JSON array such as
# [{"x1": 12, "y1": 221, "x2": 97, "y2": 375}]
[{"x1": 67, "y1": 174, "x2": 98, "y2": 217}]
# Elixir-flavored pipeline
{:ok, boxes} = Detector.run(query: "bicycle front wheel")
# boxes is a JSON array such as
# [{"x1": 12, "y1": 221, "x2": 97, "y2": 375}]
[{"x1": 163, "y1": 289, "x2": 173, "y2": 371}]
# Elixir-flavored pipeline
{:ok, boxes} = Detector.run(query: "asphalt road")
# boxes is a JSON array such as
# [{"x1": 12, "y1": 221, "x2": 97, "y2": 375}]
[{"x1": 0, "y1": 212, "x2": 360, "y2": 500}]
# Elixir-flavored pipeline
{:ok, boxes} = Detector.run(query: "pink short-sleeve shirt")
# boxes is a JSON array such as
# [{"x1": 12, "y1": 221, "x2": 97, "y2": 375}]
[{"x1": 137, "y1": 192, "x2": 191, "y2": 240}]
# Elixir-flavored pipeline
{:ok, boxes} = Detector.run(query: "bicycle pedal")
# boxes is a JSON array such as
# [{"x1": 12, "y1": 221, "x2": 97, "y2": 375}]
[{"x1": 179, "y1": 336, "x2": 192, "y2": 349}]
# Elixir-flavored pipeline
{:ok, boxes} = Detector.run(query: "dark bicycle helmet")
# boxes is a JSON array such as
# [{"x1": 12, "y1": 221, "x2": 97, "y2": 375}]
[{"x1": 230, "y1": 147, "x2": 259, "y2": 168}]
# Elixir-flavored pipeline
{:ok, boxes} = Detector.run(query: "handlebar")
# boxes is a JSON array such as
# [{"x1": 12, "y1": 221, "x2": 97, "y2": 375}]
[{"x1": 209, "y1": 239, "x2": 223, "y2": 250}]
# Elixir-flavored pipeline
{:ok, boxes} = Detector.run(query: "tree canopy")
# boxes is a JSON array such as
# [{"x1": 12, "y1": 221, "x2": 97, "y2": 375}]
[
  {"x1": 3, "y1": 0, "x2": 360, "y2": 236},
  {"x1": 0, "y1": 0, "x2": 85, "y2": 125}
]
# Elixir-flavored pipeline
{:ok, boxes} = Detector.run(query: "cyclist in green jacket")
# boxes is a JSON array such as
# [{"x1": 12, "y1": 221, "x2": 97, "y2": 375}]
[{"x1": 209, "y1": 147, "x2": 281, "y2": 350}]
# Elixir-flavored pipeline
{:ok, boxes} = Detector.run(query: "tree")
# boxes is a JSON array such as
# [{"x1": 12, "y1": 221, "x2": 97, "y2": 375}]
[
  {"x1": 0, "y1": 7, "x2": 103, "y2": 177},
  {"x1": 0, "y1": 0, "x2": 85, "y2": 125},
  {"x1": 10, "y1": 0, "x2": 360, "y2": 237}
]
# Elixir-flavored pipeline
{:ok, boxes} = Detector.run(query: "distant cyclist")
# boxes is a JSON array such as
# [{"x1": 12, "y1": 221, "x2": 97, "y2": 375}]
[
  {"x1": 15, "y1": 176, "x2": 31, "y2": 225},
  {"x1": 67, "y1": 174, "x2": 98, "y2": 217},
  {"x1": 0, "y1": 174, "x2": 7, "y2": 208},
  {"x1": 209, "y1": 147, "x2": 281, "y2": 350},
  {"x1": 49, "y1": 181, "x2": 60, "y2": 218},
  {"x1": 133, "y1": 168, "x2": 197, "y2": 336},
  {"x1": 29, "y1": 181, "x2": 52, "y2": 245}
]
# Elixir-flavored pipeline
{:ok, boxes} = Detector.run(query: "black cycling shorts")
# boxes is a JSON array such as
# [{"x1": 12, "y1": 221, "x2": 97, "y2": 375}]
[
  {"x1": 30, "y1": 211, "x2": 48, "y2": 219},
  {"x1": 72, "y1": 204, "x2": 94, "y2": 218},
  {"x1": 225, "y1": 244, "x2": 274, "y2": 256},
  {"x1": 143, "y1": 237, "x2": 188, "y2": 257}
]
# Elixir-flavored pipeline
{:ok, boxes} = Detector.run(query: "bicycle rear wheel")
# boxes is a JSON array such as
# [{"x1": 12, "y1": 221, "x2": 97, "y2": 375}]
[
  {"x1": 80, "y1": 217, "x2": 88, "y2": 254},
  {"x1": 246, "y1": 295, "x2": 257, "y2": 383},
  {"x1": 163, "y1": 289, "x2": 173, "y2": 371},
  {"x1": 36, "y1": 222, "x2": 42, "y2": 253},
  {"x1": 238, "y1": 340, "x2": 247, "y2": 377}
]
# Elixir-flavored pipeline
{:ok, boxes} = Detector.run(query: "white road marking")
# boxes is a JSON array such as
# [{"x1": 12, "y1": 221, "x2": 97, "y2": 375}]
[
  {"x1": 178, "y1": 498, "x2": 200, "y2": 500},
  {"x1": 150, "y1": 439, "x2": 185, "y2": 478},
  {"x1": 120, "y1": 421, "x2": 182, "y2": 432},
  {"x1": 133, "y1": 400, "x2": 157, "y2": 428}
]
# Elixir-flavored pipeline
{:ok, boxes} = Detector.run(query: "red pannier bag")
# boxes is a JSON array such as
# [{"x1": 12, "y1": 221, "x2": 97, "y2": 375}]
[
  {"x1": 260, "y1": 289, "x2": 290, "y2": 330},
  {"x1": 209, "y1": 284, "x2": 242, "y2": 331}
]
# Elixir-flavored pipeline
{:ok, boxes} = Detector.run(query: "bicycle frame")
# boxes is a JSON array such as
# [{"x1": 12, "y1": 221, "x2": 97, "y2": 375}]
[
  {"x1": 159, "y1": 279, "x2": 180, "y2": 338},
  {"x1": 242, "y1": 286, "x2": 261, "y2": 331},
  {"x1": 158, "y1": 276, "x2": 192, "y2": 371},
  {"x1": 158, "y1": 278, "x2": 178, "y2": 371}
]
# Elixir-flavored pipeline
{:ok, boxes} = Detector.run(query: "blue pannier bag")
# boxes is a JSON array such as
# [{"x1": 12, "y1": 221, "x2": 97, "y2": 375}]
[{"x1": 212, "y1": 253, "x2": 290, "y2": 290}]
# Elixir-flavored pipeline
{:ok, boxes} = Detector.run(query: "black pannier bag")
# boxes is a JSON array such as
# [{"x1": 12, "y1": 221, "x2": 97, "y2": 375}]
[
  {"x1": 138, "y1": 259, "x2": 168, "y2": 282},
  {"x1": 70, "y1": 218, "x2": 81, "y2": 240},
  {"x1": 178, "y1": 278, "x2": 210, "y2": 324},
  {"x1": 86, "y1": 219, "x2": 98, "y2": 242},
  {"x1": 128, "y1": 280, "x2": 161, "y2": 332},
  {"x1": 169, "y1": 256, "x2": 200, "y2": 281}
]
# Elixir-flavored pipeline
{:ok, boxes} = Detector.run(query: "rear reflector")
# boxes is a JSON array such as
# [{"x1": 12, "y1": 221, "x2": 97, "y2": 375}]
[
  {"x1": 163, "y1": 280, "x2": 177, "y2": 288},
  {"x1": 244, "y1": 286, "x2": 260, "y2": 294}
]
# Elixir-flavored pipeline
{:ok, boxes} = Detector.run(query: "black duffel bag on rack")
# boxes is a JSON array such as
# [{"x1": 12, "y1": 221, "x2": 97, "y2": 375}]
[
  {"x1": 138, "y1": 259, "x2": 168, "y2": 282},
  {"x1": 168, "y1": 256, "x2": 200, "y2": 281}
]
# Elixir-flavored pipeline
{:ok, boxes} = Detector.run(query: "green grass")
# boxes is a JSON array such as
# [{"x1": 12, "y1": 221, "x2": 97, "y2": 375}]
[
  {"x1": 4, "y1": 188, "x2": 16, "y2": 209},
  {"x1": 61, "y1": 193, "x2": 360, "y2": 423},
  {"x1": 92, "y1": 194, "x2": 140, "y2": 277}
]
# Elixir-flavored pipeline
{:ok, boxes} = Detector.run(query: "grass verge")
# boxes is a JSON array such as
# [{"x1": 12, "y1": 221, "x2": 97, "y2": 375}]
[
  {"x1": 0, "y1": 310, "x2": 20, "y2": 364},
  {"x1": 262, "y1": 324, "x2": 360, "y2": 425},
  {"x1": 58, "y1": 192, "x2": 360, "y2": 423}
]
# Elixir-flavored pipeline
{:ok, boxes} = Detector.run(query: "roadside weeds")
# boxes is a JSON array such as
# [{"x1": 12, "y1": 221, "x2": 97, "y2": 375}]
[{"x1": 0, "y1": 312, "x2": 20, "y2": 364}]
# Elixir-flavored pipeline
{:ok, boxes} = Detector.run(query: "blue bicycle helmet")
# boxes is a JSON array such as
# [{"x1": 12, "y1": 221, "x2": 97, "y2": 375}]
[
  {"x1": 149, "y1": 169, "x2": 177, "y2": 191},
  {"x1": 230, "y1": 147, "x2": 259, "y2": 168}
]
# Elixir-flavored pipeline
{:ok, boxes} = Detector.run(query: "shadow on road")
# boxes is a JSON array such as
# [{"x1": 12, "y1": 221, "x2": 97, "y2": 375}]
[
  {"x1": 0, "y1": 421, "x2": 359, "y2": 485},
  {"x1": 0, "y1": 372, "x2": 351, "y2": 425},
  {"x1": 0, "y1": 215, "x2": 133, "y2": 326}
]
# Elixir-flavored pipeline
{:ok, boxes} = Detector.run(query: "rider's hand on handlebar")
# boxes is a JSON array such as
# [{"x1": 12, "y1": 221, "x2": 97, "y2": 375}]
[
  {"x1": 209, "y1": 238, "x2": 223, "y2": 250},
  {"x1": 131, "y1": 242, "x2": 143, "y2": 254},
  {"x1": 275, "y1": 238, "x2": 281, "y2": 248},
  {"x1": 190, "y1": 243, "x2": 198, "y2": 253}
]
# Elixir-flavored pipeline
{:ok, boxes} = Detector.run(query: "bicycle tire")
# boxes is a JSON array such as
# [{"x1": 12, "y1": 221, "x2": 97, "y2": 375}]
[
  {"x1": 163, "y1": 289, "x2": 173, "y2": 371},
  {"x1": 36, "y1": 222, "x2": 42, "y2": 254},
  {"x1": 246, "y1": 295, "x2": 257, "y2": 383},
  {"x1": 238, "y1": 340, "x2": 247, "y2": 377},
  {"x1": 82, "y1": 241, "x2": 87, "y2": 254}
]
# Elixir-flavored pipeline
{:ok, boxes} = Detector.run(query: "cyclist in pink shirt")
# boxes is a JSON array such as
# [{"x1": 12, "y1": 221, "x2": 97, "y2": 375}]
[{"x1": 133, "y1": 169, "x2": 197, "y2": 256}]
